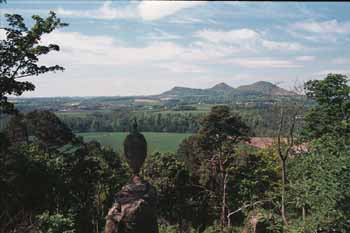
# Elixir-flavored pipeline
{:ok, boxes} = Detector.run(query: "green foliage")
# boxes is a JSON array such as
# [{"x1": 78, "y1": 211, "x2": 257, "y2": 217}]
[
  {"x1": 59, "y1": 110, "x2": 202, "y2": 133},
  {"x1": 202, "y1": 224, "x2": 240, "y2": 233},
  {"x1": 143, "y1": 152, "x2": 212, "y2": 231},
  {"x1": 177, "y1": 105, "x2": 279, "y2": 229},
  {"x1": 288, "y1": 137, "x2": 350, "y2": 232},
  {"x1": 0, "y1": 12, "x2": 67, "y2": 113},
  {"x1": 179, "y1": 105, "x2": 250, "y2": 177},
  {"x1": 158, "y1": 224, "x2": 179, "y2": 233},
  {"x1": 285, "y1": 74, "x2": 350, "y2": 232},
  {"x1": 197, "y1": 105, "x2": 249, "y2": 151},
  {"x1": 26, "y1": 110, "x2": 76, "y2": 148},
  {"x1": 235, "y1": 152, "x2": 279, "y2": 205},
  {"x1": 0, "y1": 112, "x2": 128, "y2": 233},
  {"x1": 6, "y1": 95, "x2": 308, "y2": 137},
  {"x1": 303, "y1": 73, "x2": 350, "y2": 140},
  {"x1": 159, "y1": 224, "x2": 200, "y2": 233},
  {"x1": 37, "y1": 212, "x2": 76, "y2": 233}
]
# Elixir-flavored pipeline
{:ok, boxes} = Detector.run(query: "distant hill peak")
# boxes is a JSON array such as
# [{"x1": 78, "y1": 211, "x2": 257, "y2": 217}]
[
  {"x1": 210, "y1": 82, "x2": 234, "y2": 91},
  {"x1": 172, "y1": 86, "x2": 187, "y2": 90},
  {"x1": 237, "y1": 81, "x2": 296, "y2": 96},
  {"x1": 252, "y1": 81, "x2": 276, "y2": 86},
  {"x1": 161, "y1": 86, "x2": 205, "y2": 96},
  {"x1": 160, "y1": 80, "x2": 297, "y2": 97}
]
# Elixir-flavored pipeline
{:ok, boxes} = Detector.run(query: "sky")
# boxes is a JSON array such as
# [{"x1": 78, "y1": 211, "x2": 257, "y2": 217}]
[{"x1": 1, "y1": 1, "x2": 350, "y2": 97}]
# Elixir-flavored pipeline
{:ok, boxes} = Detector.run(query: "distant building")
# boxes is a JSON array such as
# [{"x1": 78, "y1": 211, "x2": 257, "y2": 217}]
[{"x1": 247, "y1": 137, "x2": 309, "y2": 153}]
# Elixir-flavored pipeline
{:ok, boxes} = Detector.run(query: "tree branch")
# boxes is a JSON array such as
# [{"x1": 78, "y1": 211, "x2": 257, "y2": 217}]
[
  {"x1": 284, "y1": 109, "x2": 299, "y2": 157},
  {"x1": 227, "y1": 200, "x2": 268, "y2": 219}
]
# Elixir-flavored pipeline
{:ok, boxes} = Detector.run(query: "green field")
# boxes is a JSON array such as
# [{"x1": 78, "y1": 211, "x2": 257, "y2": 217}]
[{"x1": 77, "y1": 132, "x2": 191, "y2": 154}]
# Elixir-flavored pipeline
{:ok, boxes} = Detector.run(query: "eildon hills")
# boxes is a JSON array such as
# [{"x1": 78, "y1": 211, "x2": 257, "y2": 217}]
[{"x1": 157, "y1": 81, "x2": 297, "y2": 98}]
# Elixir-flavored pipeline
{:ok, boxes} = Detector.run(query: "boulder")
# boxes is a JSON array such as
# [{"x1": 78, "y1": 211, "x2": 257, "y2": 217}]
[{"x1": 105, "y1": 176, "x2": 158, "y2": 233}]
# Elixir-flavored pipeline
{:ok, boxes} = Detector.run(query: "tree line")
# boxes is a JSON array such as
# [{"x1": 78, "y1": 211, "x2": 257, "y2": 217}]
[{"x1": 57, "y1": 106, "x2": 305, "y2": 137}]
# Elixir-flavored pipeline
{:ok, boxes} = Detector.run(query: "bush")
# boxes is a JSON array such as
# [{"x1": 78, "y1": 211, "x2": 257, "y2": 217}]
[
  {"x1": 159, "y1": 224, "x2": 179, "y2": 233},
  {"x1": 37, "y1": 212, "x2": 76, "y2": 233},
  {"x1": 202, "y1": 224, "x2": 240, "y2": 233}
]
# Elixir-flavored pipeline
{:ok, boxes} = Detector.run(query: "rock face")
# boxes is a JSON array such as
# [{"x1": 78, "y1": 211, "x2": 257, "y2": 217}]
[{"x1": 105, "y1": 176, "x2": 159, "y2": 233}]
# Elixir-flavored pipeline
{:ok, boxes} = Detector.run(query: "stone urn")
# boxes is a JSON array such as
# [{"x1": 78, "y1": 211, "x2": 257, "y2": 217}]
[
  {"x1": 123, "y1": 120, "x2": 147, "y2": 175},
  {"x1": 105, "y1": 121, "x2": 158, "y2": 233}
]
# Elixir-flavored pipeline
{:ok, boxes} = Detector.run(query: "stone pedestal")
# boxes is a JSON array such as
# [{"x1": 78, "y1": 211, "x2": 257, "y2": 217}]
[{"x1": 105, "y1": 176, "x2": 158, "y2": 233}]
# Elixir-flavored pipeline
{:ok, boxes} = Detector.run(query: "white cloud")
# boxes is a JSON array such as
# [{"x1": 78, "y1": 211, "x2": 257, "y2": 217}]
[
  {"x1": 316, "y1": 69, "x2": 350, "y2": 76},
  {"x1": 289, "y1": 19, "x2": 350, "y2": 42},
  {"x1": 195, "y1": 28, "x2": 304, "y2": 52},
  {"x1": 226, "y1": 58, "x2": 301, "y2": 68},
  {"x1": 55, "y1": 1, "x2": 206, "y2": 21},
  {"x1": 39, "y1": 31, "x2": 232, "y2": 73},
  {"x1": 158, "y1": 62, "x2": 206, "y2": 73},
  {"x1": 42, "y1": 31, "x2": 186, "y2": 66},
  {"x1": 332, "y1": 58, "x2": 350, "y2": 65},
  {"x1": 262, "y1": 40, "x2": 303, "y2": 51},
  {"x1": 181, "y1": 41, "x2": 236, "y2": 61},
  {"x1": 169, "y1": 16, "x2": 204, "y2": 24},
  {"x1": 196, "y1": 28, "x2": 260, "y2": 44},
  {"x1": 56, "y1": 2, "x2": 137, "y2": 20},
  {"x1": 39, "y1": 30, "x2": 306, "y2": 75},
  {"x1": 295, "y1": 56, "x2": 315, "y2": 61},
  {"x1": 292, "y1": 20, "x2": 350, "y2": 34},
  {"x1": 147, "y1": 29, "x2": 181, "y2": 40},
  {"x1": 138, "y1": 1, "x2": 206, "y2": 21}
]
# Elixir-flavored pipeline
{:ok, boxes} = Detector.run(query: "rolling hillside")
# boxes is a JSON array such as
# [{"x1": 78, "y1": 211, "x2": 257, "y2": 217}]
[
  {"x1": 237, "y1": 81, "x2": 296, "y2": 96},
  {"x1": 159, "y1": 81, "x2": 297, "y2": 98}
]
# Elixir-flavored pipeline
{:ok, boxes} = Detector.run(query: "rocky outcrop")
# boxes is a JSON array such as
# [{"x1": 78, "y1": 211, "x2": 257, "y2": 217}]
[
  {"x1": 105, "y1": 176, "x2": 158, "y2": 233},
  {"x1": 105, "y1": 122, "x2": 158, "y2": 233}
]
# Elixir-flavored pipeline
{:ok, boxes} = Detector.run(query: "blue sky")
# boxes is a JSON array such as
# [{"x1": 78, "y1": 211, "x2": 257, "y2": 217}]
[{"x1": 1, "y1": 1, "x2": 350, "y2": 97}]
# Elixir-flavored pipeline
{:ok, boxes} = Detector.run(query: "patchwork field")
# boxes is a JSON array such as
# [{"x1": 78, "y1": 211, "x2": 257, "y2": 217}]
[{"x1": 77, "y1": 132, "x2": 191, "y2": 153}]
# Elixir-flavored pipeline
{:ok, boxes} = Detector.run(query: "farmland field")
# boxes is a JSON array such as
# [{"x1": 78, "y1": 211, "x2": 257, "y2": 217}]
[{"x1": 77, "y1": 132, "x2": 191, "y2": 153}]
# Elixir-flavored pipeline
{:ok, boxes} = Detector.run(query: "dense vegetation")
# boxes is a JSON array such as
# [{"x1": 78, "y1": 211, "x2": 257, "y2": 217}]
[
  {"x1": 1, "y1": 7, "x2": 349, "y2": 233},
  {"x1": 53, "y1": 102, "x2": 308, "y2": 137},
  {"x1": 59, "y1": 111, "x2": 202, "y2": 134}
]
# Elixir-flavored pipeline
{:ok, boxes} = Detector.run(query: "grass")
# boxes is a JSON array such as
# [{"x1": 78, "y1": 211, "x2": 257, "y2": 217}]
[
  {"x1": 77, "y1": 132, "x2": 192, "y2": 154},
  {"x1": 56, "y1": 111, "x2": 91, "y2": 118}
]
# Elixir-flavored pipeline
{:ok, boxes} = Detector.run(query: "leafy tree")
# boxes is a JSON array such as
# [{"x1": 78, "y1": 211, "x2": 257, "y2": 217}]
[
  {"x1": 198, "y1": 106, "x2": 250, "y2": 227},
  {"x1": 274, "y1": 104, "x2": 302, "y2": 227},
  {"x1": 26, "y1": 110, "x2": 76, "y2": 149},
  {"x1": 143, "y1": 152, "x2": 211, "y2": 232},
  {"x1": 303, "y1": 73, "x2": 350, "y2": 141},
  {"x1": 1, "y1": 113, "x2": 128, "y2": 233},
  {"x1": 289, "y1": 137, "x2": 350, "y2": 232},
  {"x1": 178, "y1": 106, "x2": 250, "y2": 227},
  {"x1": 0, "y1": 12, "x2": 67, "y2": 113},
  {"x1": 197, "y1": 106, "x2": 249, "y2": 152},
  {"x1": 5, "y1": 110, "x2": 77, "y2": 150},
  {"x1": 285, "y1": 74, "x2": 350, "y2": 232},
  {"x1": 177, "y1": 134, "x2": 205, "y2": 177},
  {"x1": 5, "y1": 113, "x2": 28, "y2": 145},
  {"x1": 37, "y1": 212, "x2": 76, "y2": 233}
]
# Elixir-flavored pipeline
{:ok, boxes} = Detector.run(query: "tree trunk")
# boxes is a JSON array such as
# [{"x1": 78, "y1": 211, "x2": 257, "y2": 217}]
[
  {"x1": 281, "y1": 159, "x2": 288, "y2": 226},
  {"x1": 302, "y1": 206, "x2": 305, "y2": 221},
  {"x1": 221, "y1": 173, "x2": 228, "y2": 227}
]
